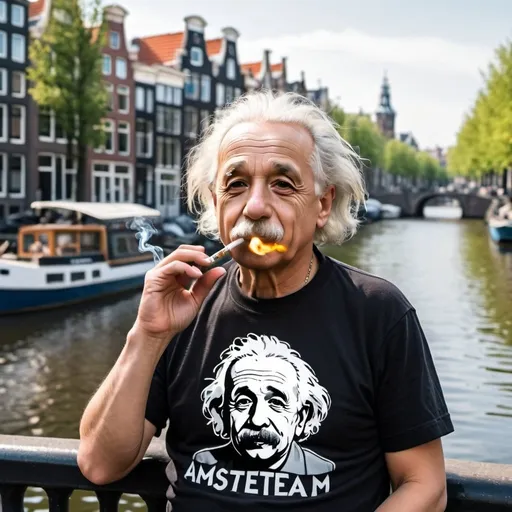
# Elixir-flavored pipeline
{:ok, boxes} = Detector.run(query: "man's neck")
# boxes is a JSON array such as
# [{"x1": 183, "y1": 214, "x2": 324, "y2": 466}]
[{"x1": 238, "y1": 245, "x2": 318, "y2": 299}]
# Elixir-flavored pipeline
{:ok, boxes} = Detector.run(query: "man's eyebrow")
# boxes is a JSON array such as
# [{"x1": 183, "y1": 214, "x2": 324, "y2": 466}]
[
  {"x1": 222, "y1": 160, "x2": 247, "y2": 177},
  {"x1": 269, "y1": 160, "x2": 301, "y2": 179}
]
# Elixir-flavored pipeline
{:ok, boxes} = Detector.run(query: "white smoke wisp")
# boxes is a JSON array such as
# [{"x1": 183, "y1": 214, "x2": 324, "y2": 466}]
[{"x1": 128, "y1": 217, "x2": 164, "y2": 264}]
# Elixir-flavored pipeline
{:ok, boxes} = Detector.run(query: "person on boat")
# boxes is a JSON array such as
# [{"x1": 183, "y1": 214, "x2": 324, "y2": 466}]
[{"x1": 78, "y1": 91, "x2": 453, "y2": 512}]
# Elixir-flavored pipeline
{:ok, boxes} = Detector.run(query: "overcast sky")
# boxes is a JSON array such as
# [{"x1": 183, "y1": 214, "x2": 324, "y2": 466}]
[{"x1": 118, "y1": 0, "x2": 511, "y2": 149}]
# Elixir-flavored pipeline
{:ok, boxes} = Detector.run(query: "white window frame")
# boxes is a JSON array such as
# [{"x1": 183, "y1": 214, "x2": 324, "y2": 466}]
[
  {"x1": 173, "y1": 87, "x2": 182, "y2": 106},
  {"x1": 226, "y1": 58, "x2": 236, "y2": 80},
  {"x1": 200, "y1": 75, "x2": 211, "y2": 102},
  {"x1": 0, "y1": 68, "x2": 6, "y2": 95},
  {"x1": 105, "y1": 82, "x2": 114, "y2": 111},
  {"x1": 190, "y1": 46, "x2": 203, "y2": 67},
  {"x1": 102, "y1": 55, "x2": 112, "y2": 75},
  {"x1": 117, "y1": 85, "x2": 129, "y2": 114},
  {"x1": 0, "y1": 2, "x2": 6, "y2": 23},
  {"x1": 216, "y1": 82, "x2": 225, "y2": 107},
  {"x1": 104, "y1": 120, "x2": 114, "y2": 154},
  {"x1": 146, "y1": 88, "x2": 154, "y2": 113},
  {"x1": 11, "y1": 70, "x2": 25, "y2": 98},
  {"x1": 135, "y1": 86, "x2": 145, "y2": 111},
  {"x1": 0, "y1": 31, "x2": 7, "y2": 59},
  {"x1": 38, "y1": 108, "x2": 54, "y2": 141},
  {"x1": 115, "y1": 57, "x2": 127, "y2": 80},
  {"x1": 11, "y1": 34, "x2": 25, "y2": 63},
  {"x1": 0, "y1": 152, "x2": 6, "y2": 198},
  {"x1": 0, "y1": 104, "x2": 6, "y2": 142},
  {"x1": 11, "y1": 4, "x2": 25, "y2": 27},
  {"x1": 10, "y1": 104, "x2": 25, "y2": 144},
  {"x1": 156, "y1": 84, "x2": 165, "y2": 103},
  {"x1": 109, "y1": 31, "x2": 120, "y2": 50},
  {"x1": 118, "y1": 121, "x2": 130, "y2": 156},
  {"x1": 9, "y1": 154, "x2": 25, "y2": 199}
]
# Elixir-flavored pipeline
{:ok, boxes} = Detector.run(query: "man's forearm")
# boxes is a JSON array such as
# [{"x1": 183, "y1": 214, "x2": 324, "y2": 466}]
[
  {"x1": 78, "y1": 330, "x2": 166, "y2": 479},
  {"x1": 376, "y1": 481, "x2": 447, "y2": 512}
]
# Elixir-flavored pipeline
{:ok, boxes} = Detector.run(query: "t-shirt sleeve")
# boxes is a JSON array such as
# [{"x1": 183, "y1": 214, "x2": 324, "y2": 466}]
[
  {"x1": 145, "y1": 350, "x2": 168, "y2": 438},
  {"x1": 375, "y1": 309, "x2": 454, "y2": 452}
]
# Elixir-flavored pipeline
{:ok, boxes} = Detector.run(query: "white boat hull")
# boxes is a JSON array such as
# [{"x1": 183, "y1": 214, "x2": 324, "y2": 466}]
[{"x1": 0, "y1": 258, "x2": 154, "y2": 314}]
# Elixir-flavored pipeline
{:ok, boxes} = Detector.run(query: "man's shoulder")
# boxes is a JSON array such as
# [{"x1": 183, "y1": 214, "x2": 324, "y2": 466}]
[{"x1": 326, "y1": 255, "x2": 413, "y2": 313}]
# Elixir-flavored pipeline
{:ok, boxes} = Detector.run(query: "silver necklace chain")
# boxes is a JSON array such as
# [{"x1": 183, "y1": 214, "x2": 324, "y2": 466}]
[{"x1": 304, "y1": 254, "x2": 314, "y2": 285}]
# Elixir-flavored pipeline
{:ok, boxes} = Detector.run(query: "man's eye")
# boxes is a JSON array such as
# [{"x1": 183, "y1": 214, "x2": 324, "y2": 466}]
[
  {"x1": 274, "y1": 181, "x2": 293, "y2": 189},
  {"x1": 235, "y1": 397, "x2": 252, "y2": 409},
  {"x1": 269, "y1": 398, "x2": 286, "y2": 408},
  {"x1": 227, "y1": 180, "x2": 247, "y2": 189}
]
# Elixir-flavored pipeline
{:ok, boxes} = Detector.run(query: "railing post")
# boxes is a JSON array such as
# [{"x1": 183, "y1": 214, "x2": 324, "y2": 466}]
[
  {"x1": 0, "y1": 485, "x2": 26, "y2": 512},
  {"x1": 96, "y1": 490, "x2": 122, "y2": 512},
  {"x1": 46, "y1": 488, "x2": 72, "y2": 512}
]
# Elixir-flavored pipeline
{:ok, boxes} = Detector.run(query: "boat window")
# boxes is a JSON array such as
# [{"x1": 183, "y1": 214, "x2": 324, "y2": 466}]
[
  {"x1": 71, "y1": 271, "x2": 86, "y2": 282},
  {"x1": 46, "y1": 273, "x2": 64, "y2": 283},
  {"x1": 0, "y1": 269, "x2": 9, "y2": 275},
  {"x1": 111, "y1": 233, "x2": 143, "y2": 259},
  {"x1": 80, "y1": 232, "x2": 101, "y2": 254},
  {"x1": 92, "y1": 269, "x2": 101, "y2": 278},
  {"x1": 23, "y1": 234, "x2": 35, "y2": 252},
  {"x1": 56, "y1": 232, "x2": 78, "y2": 256}
]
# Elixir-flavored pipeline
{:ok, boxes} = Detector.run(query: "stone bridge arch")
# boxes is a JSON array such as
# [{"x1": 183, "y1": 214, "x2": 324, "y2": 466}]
[
  {"x1": 412, "y1": 193, "x2": 492, "y2": 219},
  {"x1": 413, "y1": 193, "x2": 465, "y2": 217}
]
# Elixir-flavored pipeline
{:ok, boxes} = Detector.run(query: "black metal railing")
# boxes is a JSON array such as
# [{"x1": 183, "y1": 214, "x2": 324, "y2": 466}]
[{"x1": 1, "y1": 434, "x2": 512, "y2": 511}]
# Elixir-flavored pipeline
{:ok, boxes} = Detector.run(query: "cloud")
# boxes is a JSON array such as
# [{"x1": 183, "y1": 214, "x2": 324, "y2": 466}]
[
  {"x1": 238, "y1": 28, "x2": 493, "y2": 77},
  {"x1": 237, "y1": 29, "x2": 493, "y2": 147}
]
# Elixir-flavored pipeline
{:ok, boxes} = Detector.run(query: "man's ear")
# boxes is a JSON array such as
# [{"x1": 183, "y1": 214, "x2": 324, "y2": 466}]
[{"x1": 317, "y1": 185, "x2": 335, "y2": 229}]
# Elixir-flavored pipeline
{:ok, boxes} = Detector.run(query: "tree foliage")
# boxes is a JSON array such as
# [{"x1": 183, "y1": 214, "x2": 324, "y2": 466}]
[
  {"x1": 27, "y1": 0, "x2": 108, "y2": 201},
  {"x1": 448, "y1": 39, "x2": 512, "y2": 178}
]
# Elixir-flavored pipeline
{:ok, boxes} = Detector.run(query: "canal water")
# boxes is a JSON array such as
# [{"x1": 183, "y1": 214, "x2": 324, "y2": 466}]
[{"x1": 1, "y1": 206, "x2": 512, "y2": 510}]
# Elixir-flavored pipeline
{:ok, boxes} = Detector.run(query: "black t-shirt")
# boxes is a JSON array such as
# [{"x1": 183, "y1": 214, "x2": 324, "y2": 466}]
[{"x1": 146, "y1": 246, "x2": 454, "y2": 511}]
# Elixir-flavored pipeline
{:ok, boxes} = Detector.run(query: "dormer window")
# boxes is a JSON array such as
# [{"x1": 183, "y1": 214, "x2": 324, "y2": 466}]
[
  {"x1": 226, "y1": 58, "x2": 236, "y2": 80},
  {"x1": 110, "y1": 31, "x2": 120, "y2": 50},
  {"x1": 190, "y1": 47, "x2": 203, "y2": 67}
]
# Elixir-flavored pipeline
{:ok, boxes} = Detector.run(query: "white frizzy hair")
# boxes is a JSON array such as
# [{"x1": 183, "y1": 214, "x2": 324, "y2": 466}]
[
  {"x1": 186, "y1": 90, "x2": 367, "y2": 245},
  {"x1": 201, "y1": 333, "x2": 331, "y2": 442}
]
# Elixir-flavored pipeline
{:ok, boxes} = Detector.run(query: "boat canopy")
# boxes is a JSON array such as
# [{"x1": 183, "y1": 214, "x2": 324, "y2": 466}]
[{"x1": 30, "y1": 201, "x2": 161, "y2": 221}]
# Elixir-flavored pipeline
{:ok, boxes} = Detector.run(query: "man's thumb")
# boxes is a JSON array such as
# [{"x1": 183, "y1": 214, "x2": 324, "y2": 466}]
[{"x1": 190, "y1": 266, "x2": 227, "y2": 305}]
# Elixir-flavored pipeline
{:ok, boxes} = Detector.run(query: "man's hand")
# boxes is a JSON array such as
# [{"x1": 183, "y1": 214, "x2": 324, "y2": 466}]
[
  {"x1": 134, "y1": 244, "x2": 226, "y2": 343},
  {"x1": 376, "y1": 439, "x2": 447, "y2": 512}
]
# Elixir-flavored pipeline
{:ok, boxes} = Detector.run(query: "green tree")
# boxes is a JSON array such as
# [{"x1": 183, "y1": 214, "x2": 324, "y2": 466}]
[
  {"x1": 27, "y1": 0, "x2": 108, "y2": 201},
  {"x1": 340, "y1": 113, "x2": 385, "y2": 169},
  {"x1": 384, "y1": 139, "x2": 419, "y2": 183},
  {"x1": 417, "y1": 151, "x2": 443, "y2": 186}
]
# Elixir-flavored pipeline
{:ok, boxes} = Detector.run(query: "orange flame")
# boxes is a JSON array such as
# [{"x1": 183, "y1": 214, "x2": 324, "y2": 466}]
[{"x1": 248, "y1": 237, "x2": 287, "y2": 256}]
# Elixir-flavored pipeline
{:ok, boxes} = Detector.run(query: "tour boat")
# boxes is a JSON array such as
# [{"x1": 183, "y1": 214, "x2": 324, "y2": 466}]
[
  {"x1": 488, "y1": 217, "x2": 512, "y2": 244},
  {"x1": 0, "y1": 201, "x2": 163, "y2": 315}
]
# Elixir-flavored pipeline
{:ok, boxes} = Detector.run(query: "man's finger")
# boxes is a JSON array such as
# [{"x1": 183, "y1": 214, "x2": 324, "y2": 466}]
[
  {"x1": 156, "y1": 260, "x2": 203, "y2": 280},
  {"x1": 190, "y1": 267, "x2": 227, "y2": 306},
  {"x1": 155, "y1": 248, "x2": 210, "y2": 270},
  {"x1": 155, "y1": 245, "x2": 207, "y2": 269}
]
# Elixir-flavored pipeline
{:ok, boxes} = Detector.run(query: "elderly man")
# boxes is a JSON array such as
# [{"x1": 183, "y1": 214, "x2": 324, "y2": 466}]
[{"x1": 78, "y1": 91, "x2": 453, "y2": 511}]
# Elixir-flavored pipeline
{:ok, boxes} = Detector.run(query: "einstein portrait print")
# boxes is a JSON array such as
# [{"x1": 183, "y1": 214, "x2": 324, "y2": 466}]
[{"x1": 184, "y1": 333, "x2": 335, "y2": 498}]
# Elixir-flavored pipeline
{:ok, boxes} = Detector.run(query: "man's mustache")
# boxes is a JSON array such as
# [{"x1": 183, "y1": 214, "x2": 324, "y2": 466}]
[
  {"x1": 230, "y1": 219, "x2": 284, "y2": 242},
  {"x1": 238, "y1": 428, "x2": 280, "y2": 448}
]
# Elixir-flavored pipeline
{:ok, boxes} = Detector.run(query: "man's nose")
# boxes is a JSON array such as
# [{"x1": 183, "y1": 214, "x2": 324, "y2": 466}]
[
  {"x1": 243, "y1": 182, "x2": 272, "y2": 220},
  {"x1": 250, "y1": 400, "x2": 270, "y2": 428}
]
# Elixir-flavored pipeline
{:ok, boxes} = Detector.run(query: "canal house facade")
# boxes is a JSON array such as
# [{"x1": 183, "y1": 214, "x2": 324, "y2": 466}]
[
  {"x1": 0, "y1": 0, "x2": 29, "y2": 218},
  {"x1": 241, "y1": 49, "x2": 288, "y2": 93},
  {"x1": 90, "y1": 5, "x2": 136, "y2": 204},
  {"x1": 205, "y1": 27, "x2": 244, "y2": 115},
  {"x1": 132, "y1": 60, "x2": 185, "y2": 217}
]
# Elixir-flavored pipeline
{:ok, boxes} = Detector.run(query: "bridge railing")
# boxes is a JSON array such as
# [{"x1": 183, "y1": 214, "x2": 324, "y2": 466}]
[{"x1": 1, "y1": 434, "x2": 512, "y2": 511}]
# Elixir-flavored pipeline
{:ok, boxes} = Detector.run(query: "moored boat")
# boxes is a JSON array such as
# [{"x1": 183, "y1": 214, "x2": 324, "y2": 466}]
[
  {"x1": 0, "y1": 201, "x2": 162, "y2": 315},
  {"x1": 488, "y1": 217, "x2": 512, "y2": 244}
]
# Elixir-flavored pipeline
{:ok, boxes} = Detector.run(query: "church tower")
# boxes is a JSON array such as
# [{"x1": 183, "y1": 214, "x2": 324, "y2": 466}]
[{"x1": 375, "y1": 72, "x2": 396, "y2": 139}]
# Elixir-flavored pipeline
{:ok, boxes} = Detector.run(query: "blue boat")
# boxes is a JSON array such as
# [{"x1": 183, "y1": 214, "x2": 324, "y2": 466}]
[
  {"x1": 488, "y1": 217, "x2": 512, "y2": 244},
  {"x1": 0, "y1": 201, "x2": 163, "y2": 315}
]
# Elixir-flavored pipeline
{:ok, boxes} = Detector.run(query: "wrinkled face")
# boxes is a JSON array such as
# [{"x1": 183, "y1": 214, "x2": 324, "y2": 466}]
[
  {"x1": 213, "y1": 121, "x2": 334, "y2": 268},
  {"x1": 228, "y1": 357, "x2": 307, "y2": 466}
]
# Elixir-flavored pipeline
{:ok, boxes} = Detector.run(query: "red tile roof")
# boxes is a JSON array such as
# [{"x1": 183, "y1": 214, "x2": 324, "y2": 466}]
[
  {"x1": 241, "y1": 61, "x2": 283, "y2": 76},
  {"x1": 29, "y1": 0, "x2": 45, "y2": 18},
  {"x1": 206, "y1": 38, "x2": 222, "y2": 57},
  {"x1": 241, "y1": 61, "x2": 262, "y2": 76},
  {"x1": 136, "y1": 32, "x2": 184, "y2": 65}
]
